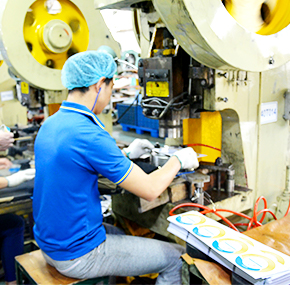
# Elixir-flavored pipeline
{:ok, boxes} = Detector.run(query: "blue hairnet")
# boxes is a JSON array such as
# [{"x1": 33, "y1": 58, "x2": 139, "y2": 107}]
[{"x1": 61, "y1": 50, "x2": 117, "y2": 90}]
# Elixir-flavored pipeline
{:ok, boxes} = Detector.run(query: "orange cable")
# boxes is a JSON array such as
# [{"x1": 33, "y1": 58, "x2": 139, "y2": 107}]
[{"x1": 169, "y1": 195, "x2": 284, "y2": 232}]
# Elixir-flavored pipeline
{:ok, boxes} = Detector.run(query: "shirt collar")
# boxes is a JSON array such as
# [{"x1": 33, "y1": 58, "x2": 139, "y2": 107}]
[{"x1": 60, "y1": 101, "x2": 105, "y2": 129}]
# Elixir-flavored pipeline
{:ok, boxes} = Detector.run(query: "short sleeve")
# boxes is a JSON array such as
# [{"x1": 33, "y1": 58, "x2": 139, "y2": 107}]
[{"x1": 85, "y1": 130, "x2": 133, "y2": 184}]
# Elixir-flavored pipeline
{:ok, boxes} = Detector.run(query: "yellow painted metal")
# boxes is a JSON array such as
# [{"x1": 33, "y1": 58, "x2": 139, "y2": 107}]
[
  {"x1": 258, "y1": 0, "x2": 290, "y2": 35},
  {"x1": 152, "y1": 48, "x2": 175, "y2": 56},
  {"x1": 21, "y1": 82, "x2": 29, "y2": 94},
  {"x1": 146, "y1": 81, "x2": 169, "y2": 97},
  {"x1": 162, "y1": 49, "x2": 175, "y2": 56},
  {"x1": 0, "y1": 60, "x2": 2, "y2": 67},
  {"x1": 23, "y1": 0, "x2": 89, "y2": 70},
  {"x1": 224, "y1": 0, "x2": 290, "y2": 35},
  {"x1": 183, "y1": 112, "x2": 222, "y2": 163}
]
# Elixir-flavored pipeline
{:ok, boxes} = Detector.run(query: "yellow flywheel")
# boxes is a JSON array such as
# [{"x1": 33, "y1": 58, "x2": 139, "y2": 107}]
[
  {"x1": 24, "y1": 0, "x2": 89, "y2": 70},
  {"x1": 223, "y1": 0, "x2": 290, "y2": 35},
  {"x1": 0, "y1": 0, "x2": 120, "y2": 90},
  {"x1": 150, "y1": 0, "x2": 290, "y2": 71}
]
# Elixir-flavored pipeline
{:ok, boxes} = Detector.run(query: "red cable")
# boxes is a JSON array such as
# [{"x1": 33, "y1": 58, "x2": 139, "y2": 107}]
[
  {"x1": 255, "y1": 196, "x2": 267, "y2": 223},
  {"x1": 168, "y1": 203, "x2": 239, "y2": 232},
  {"x1": 284, "y1": 196, "x2": 290, "y2": 216},
  {"x1": 187, "y1": 144, "x2": 221, "y2": 152},
  {"x1": 247, "y1": 196, "x2": 267, "y2": 230},
  {"x1": 169, "y1": 195, "x2": 284, "y2": 232}
]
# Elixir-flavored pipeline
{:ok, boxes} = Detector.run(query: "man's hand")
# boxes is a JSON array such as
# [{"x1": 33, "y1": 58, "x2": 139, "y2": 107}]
[
  {"x1": 6, "y1": 169, "x2": 36, "y2": 187},
  {"x1": 123, "y1": 139, "x2": 154, "y2": 159},
  {"x1": 0, "y1": 131, "x2": 14, "y2": 151},
  {"x1": 173, "y1": 147, "x2": 199, "y2": 169},
  {"x1": 0, "y1": 158, "x2": 12, "y2": 170}
]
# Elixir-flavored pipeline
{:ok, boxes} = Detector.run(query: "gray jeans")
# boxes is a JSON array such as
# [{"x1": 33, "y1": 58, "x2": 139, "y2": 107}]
[{"x1": 42, "y1": 223, "x2": 185, "y2": 285}]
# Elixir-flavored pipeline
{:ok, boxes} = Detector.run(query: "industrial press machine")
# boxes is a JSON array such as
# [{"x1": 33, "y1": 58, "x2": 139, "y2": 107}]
[
  {"x1": 0, "y1": 0, "x2": 121, "y2": 133},
  {"x1": 95, "y1": 0, "x2": 290, "y2": 235}
]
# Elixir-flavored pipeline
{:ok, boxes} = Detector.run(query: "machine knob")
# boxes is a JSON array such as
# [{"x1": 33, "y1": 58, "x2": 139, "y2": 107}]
[
  {"x1": 217, "y1": 97, "x2": 228, "y2": 103},
  {"x1": 215, "y1": 157, "x2": 223, "y2": 166},
  {"x1": 142, "y1": 108, "x2": 151, "y2": 116},
  {"x1": 154, "y1": 142, "x2": 161, "y2": 148},
  {"x1": 152, "y1": 109, "x2": 160, "y2": 117},
  {"x1": 200, "y1": 79, "x2": 207, "y2": 87},
  {"x1": 42, "y1": 20, "x2": 73, "y2": 53}
]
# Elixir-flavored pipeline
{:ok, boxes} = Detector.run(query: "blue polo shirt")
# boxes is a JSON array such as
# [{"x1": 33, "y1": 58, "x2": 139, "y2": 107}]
[{"x1": 33, "y1": 101, "x2": 133, "y2": 261}]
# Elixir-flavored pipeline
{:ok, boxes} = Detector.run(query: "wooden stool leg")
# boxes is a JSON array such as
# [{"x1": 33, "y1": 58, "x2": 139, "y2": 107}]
[
  {"x1": 15, "y1": 260, "x2": 23, "y2": 285},
  {"x1": 15, "y1": 260, "x2": 37, "y2": 285}
]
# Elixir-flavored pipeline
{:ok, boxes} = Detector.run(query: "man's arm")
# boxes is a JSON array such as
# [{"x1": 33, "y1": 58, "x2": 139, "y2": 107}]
[
  {"x1": 0, "y1": 158, "x2": 12, "y2": 169},
  {"x1": 0, "y1": 131, "x2": 14, "y2": 151},
  {"x1": 5, "y1": 169, "x2": 36, "y2": 188},
  {"x1": 119, "y1": 156, "x2": 181, "y2": 201},
  {"x1": 0, "y1": 177, "x2": 8, "y2": 189}
]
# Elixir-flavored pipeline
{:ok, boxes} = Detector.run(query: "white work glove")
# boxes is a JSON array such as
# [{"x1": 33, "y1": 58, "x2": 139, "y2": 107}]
[
  {"x1": 173, "y1": 147, "x2": 199, "y2": 170},
  {"x1": 6, "y1": 168, "x2": 36, "y2": 187},
  {"x1": 123, "y1": 138, "x2": 154, "y2": 159}
]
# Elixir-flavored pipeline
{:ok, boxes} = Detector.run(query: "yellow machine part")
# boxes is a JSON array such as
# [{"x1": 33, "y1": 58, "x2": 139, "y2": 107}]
[
  {"x1": 224, "y1": 0, "x2": 290, "y2": 35},
  {"x1": 183, "y1": 112, "x2": 222, "y2": 163},
  {"x1": 146, "y1": 81, "x2": 169, "y2": 97},
  {"x1": 258, "y1": 0, "x2": 290, "y2": 35},
  {"x1": 20, "y1": 82, "x2": 29, "y2": 94},
  {"x1": 153, "y1": 48, "x2": 175, "y2": 56},
  {"x1": 23, "y1": 0, "x2": 89, "y2": 70},
  {"x1": 0, "y1": 60, "x2": 3, "y2": 67}
]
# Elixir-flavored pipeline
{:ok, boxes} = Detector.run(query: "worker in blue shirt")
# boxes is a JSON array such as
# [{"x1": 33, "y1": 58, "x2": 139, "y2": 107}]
[{"x1": 33, "y1": 50, "x2": 199, "y2": 285}]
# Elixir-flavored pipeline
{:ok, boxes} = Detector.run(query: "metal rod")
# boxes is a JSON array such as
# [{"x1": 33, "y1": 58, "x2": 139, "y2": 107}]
[{"x1": 216, "y1": 170, "x2": 221, "y2": 194}]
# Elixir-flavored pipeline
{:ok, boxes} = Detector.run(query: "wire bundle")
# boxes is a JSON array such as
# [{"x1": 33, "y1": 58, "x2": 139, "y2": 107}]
[{"x1": 169, "y1": 196, "x2": 290, "y2": 232}]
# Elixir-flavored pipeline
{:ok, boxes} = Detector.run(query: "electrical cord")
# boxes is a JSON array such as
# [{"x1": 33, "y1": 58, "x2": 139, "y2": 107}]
[
  {"x1": 141, "y1": 92, "x2": 188, "y2": 119},
  {"x1": 115, "y1": 58, "x2": 138, "y2": 70},
  {"x1": 169, "y1": 195, "x2": 290, "y2": 232},
  {"x1": 117, "y1": 94, "x2": 140, "y2": 124}
]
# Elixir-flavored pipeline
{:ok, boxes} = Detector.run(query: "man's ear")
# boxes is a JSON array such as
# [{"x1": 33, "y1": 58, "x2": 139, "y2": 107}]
[{"x1": 96, "y1": 77, "x2": 106, "y2": 91}]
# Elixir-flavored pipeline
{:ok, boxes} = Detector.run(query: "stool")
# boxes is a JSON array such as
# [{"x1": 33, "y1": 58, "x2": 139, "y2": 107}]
[{"x1": 15, "y1": 249, "x2": 109, "y2": 285}]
